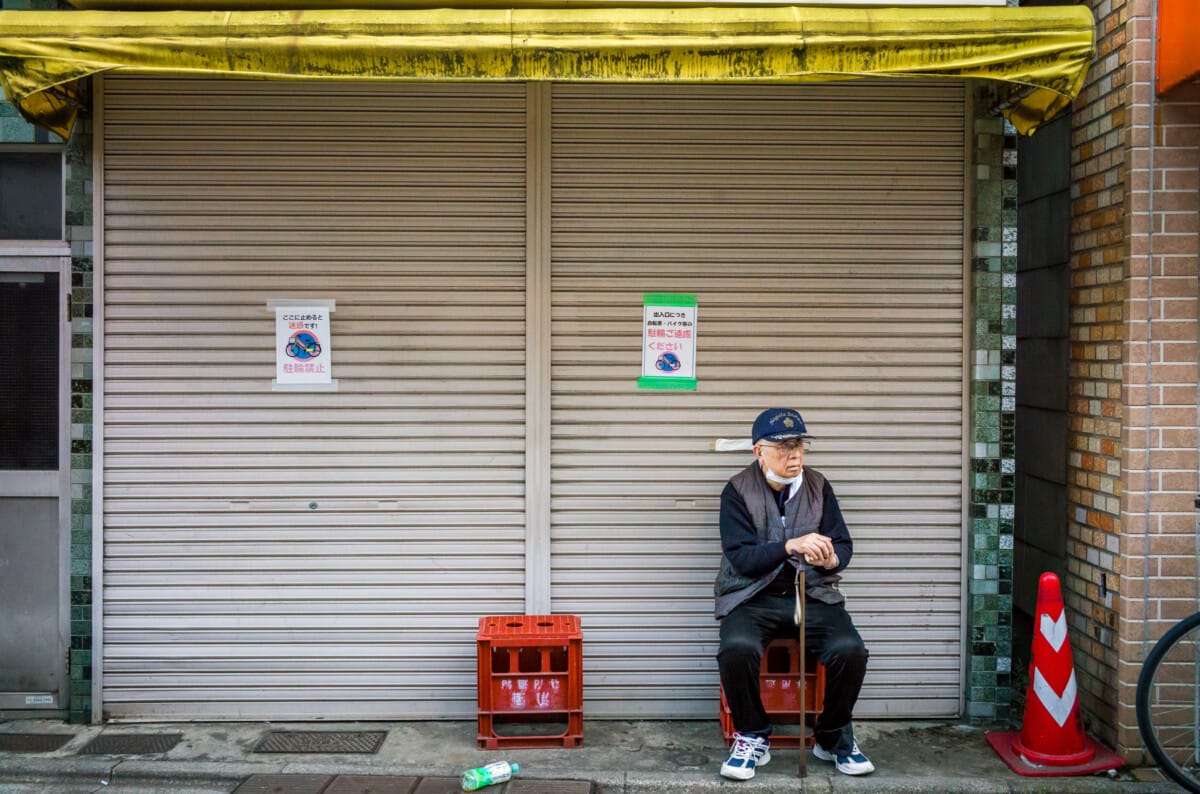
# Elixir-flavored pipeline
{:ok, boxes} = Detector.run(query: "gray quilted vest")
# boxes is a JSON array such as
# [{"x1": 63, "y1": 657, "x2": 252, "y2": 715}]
[{"x1": 713, "y1": 461, "x2": 844, "y2": 620}]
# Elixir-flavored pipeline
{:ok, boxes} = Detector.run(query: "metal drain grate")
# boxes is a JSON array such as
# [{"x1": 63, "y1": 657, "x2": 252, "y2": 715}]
[
  {"x1": 233, "y1": 774, "x2": 333, "y2": 794},
  {"x1": 325, "y1": 775, "x2": 419, "y2": 794},
  {"x1": 253, "y1": 730, "x2": 387, "y2": 754},
  {"x1": 411, "y1": 779, "x2": 466, "y2": 794},
  {"x1": 0, "y1": 734, "x2": 74, "y2": 753},
  {"x1": 506, "y1": 781, "x2": 593, "y2": 794},
  {"x1": 79, "y1": 733, "x2": 182, "y2": 755}
]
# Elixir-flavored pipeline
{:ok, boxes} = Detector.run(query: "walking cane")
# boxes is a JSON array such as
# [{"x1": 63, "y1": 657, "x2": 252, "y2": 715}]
[{"x1": 794, "y1": 564, "x2": 807, "y2": 779}]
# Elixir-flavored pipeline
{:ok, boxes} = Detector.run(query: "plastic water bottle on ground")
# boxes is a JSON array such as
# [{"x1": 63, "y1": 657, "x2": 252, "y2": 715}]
[{"x1": 461, "y1": 760, "x2": 519, "y2": 791}]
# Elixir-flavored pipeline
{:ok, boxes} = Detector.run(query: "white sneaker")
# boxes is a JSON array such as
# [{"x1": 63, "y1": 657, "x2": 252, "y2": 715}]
[
  {"x1": 813, "y1": 740, "x2": 875, "y2": 775},
  {"x1": 720, "y1": 732, "x2": 771, "y2": 780}
]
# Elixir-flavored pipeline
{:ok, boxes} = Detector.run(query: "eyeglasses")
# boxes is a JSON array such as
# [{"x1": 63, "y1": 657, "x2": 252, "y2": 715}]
[{"x1": 758, "y1": 440, "x2": 811, "y2": 456}]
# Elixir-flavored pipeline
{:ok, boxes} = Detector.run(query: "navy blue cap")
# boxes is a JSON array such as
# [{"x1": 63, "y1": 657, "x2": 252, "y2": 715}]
[{"x1": 751, "y1": 408, "x2": 813, "y2": 444}]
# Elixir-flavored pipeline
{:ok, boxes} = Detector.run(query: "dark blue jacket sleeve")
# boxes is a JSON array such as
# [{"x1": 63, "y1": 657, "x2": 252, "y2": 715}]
[{"x1": 719, "y1": 481, "x2": 790, "y2": 578}]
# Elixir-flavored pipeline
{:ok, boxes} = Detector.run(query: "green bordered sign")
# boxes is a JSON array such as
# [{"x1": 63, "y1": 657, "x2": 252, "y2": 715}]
[{"x1": 637, "y1": 293, "x2": 697, "y2": 391}]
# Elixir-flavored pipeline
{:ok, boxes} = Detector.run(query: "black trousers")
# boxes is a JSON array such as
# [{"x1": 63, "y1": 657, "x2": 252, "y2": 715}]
[{"x1": 717, "y1": 591, "x2": 868, "y2": 755}]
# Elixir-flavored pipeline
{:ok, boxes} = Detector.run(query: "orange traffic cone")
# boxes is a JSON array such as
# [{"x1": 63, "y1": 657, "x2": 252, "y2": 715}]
[{"x1": 986, "y1": 572, "x2": 1124, "y2": 776}]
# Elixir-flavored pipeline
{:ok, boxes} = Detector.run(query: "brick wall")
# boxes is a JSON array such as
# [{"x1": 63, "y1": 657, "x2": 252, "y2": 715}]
[
  {"x1": 1114, "y1": 0, "x2": 1200, "y2": 759},
  {"x1": 1066, "y1": 0, "x2": 1200, "y2": 758},
  {"x1": 1065, "y1": 0, "x2": 1130, "y2": 751}
]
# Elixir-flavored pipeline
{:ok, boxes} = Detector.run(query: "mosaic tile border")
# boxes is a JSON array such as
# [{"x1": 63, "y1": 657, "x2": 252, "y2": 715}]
[
  {"x1": 965, "y1": 92, "x2": 1016, "y2": 722},
  {"x1": 67, "y1": 116, "x2": 94, "y2": 723}
]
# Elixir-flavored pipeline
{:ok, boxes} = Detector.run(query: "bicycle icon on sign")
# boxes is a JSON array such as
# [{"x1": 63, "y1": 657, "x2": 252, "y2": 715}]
[{"x1": 286, "y1": 331, "x2": 322, "y2": 360}]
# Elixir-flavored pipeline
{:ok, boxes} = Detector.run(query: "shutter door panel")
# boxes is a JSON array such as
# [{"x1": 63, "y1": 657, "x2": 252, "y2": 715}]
[
  {"x1": 101, "y1": 79, "x2": 526, "y2": 720},
  {"x1": 550, "y1": 83, "x2": 965, "y2": 718}
]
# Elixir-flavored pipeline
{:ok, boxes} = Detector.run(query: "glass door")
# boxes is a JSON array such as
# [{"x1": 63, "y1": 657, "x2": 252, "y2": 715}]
[{"x1": 0, "y1": 257, "x2": 70, "y2": 713}]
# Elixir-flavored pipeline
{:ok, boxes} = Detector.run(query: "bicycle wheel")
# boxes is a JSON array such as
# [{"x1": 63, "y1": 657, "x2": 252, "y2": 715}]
[{"x1": 1137, "y1": 611, "x2": 1200, "y2": 793}]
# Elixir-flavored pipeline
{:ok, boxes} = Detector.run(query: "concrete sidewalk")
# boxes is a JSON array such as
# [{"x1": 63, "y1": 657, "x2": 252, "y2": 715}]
[{"x1": 0, "y1": 719, "x2": 1179, "y2": 793}]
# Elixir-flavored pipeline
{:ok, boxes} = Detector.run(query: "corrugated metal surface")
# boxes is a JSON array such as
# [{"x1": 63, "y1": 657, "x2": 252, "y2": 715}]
[
  {"x1": 100, "y1": 79, "x2": 528, "y2": 719},
  {"x1": 549, "y1": 83, "x2": 966, "y2": 718}
]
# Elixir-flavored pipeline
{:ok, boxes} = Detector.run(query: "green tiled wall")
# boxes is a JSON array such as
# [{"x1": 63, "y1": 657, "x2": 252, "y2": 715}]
[
  {"x1": 66, "y1": 119, "x2": 94, "y2": 723},
  {"x1": 965, "y1": 90, "x2": 1016, "y2": 723}
]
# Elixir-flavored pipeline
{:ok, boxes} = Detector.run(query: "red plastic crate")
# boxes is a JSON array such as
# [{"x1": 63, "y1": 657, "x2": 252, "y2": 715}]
[
  {"x1": 476, "y1": 615, "x2": 583, "y2": 749},
  {"x1": 720, "y1": 638, "x2": 826, "y2": 748}
]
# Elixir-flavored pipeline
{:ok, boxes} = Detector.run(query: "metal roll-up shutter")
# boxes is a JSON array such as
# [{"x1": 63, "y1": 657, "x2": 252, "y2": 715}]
[
  {"x1": 550, "y1": 83, "x2": 966, "y2": 718},
  {"x1": 101, "y1": 79, "x2": 527, "y2": 719}
]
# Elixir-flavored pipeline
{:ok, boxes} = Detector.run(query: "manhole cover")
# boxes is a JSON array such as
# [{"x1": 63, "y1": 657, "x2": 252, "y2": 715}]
[
  {"x1": 325, "y1": 775, "x2": 418, "y2": 794},
  {"x1": 253, "y1": 730, "x2": 387, "y2": 754},
  {"x1": 507, "y1": 781, "x2": 593, "y2": 794},
  {"x1": 79, "y1": 733, "x2": 182, "y2": 755},
  {"x1": 0, "y1": 734, "x2": 74, "y2": 752},
  {"x1": 233, "y1": 774, "x2": 333, "y2": 794}
]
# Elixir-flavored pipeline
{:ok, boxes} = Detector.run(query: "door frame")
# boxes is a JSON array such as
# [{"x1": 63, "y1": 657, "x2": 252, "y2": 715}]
[{"x1": 0, "y1": 242, "x2": 73, "y2": 716}]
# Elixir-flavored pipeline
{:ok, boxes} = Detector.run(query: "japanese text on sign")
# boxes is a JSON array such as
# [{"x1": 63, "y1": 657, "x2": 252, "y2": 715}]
[
  {"x1": 638, "y1": 294, "x2": 697, "y2": 390},
  {"x1": 271, "y1": 302, "x2": 338, "y2": 391}
]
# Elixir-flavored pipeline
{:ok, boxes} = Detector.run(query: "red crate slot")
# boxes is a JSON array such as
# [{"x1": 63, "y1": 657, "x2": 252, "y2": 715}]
[
  {"x1": 719, "y1": 638, "x2": 825, "y2": 749},
  {"x1": 478, "y1": 614, "x2": 582, "y2": 643},
  {"x1": 476, "y1": 614, "x2": 583, "y2": 750}
]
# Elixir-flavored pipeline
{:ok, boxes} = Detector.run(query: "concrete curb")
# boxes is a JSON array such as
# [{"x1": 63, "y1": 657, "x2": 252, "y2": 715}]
[
  {"x1": 0, "y1": 756, "x2": 1182, "y2": 794},
  {"x1": 0, "y1": 719, "x2": 1184, "y2": 794}
]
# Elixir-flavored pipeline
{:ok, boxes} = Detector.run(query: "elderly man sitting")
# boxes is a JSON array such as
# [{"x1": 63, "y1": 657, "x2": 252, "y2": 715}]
[{"x1": 714, "y1": 408, "x2": 874, "y2": 781}]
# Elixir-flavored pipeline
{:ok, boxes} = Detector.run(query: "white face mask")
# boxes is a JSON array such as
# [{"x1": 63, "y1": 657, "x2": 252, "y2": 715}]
[{"x1": 763, "y1": 467, "x2": 800, "y2": 487}]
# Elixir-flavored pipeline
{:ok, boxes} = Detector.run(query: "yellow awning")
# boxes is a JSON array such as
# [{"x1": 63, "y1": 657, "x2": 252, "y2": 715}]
[{"x1": 0, "y1": 5, "x2": 1096, "y2": 140}]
